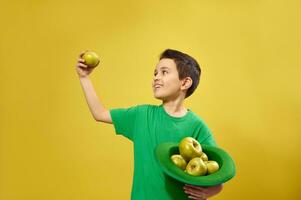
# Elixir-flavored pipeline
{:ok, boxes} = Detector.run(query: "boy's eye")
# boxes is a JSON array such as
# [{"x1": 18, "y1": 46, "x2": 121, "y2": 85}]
[{"x1": 154, "y1": 70, "x2": 167, "y2": 76}]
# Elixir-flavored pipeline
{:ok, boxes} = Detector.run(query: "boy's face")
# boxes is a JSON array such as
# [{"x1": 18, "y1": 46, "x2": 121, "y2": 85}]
[{"x1": 152, "y1": 58, "x2": 189, "y2": 101}]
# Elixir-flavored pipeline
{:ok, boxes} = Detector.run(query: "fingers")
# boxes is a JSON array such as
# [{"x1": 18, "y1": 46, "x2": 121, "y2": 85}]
[
  {"x1": 188, "y1": 196, "x2": 205, "y2": 200},
  {"x1": 77, "y1": 50, "x2": 89, "y2": 67},
  {"x1": 78, "y1": 57, "x2": 85, "y2": 63},
  {"x1": 184, "y1": 184, "x2": 207, "y2": 193},
  {"x1": 187, "y1": 194, "x2": 206, "y2": 200},
  {"x1": 79, "y1": 49, "x2": 91, "y2": 58},
  {"x1": 184, "y1": 184, "x2": 207, "y2": 200},
  {"x1": 77, "y1": 62, "x2": 88, "y2": 68},
  {"x1": 185, "y1": 189, "x2": 205, "y2": 198}
]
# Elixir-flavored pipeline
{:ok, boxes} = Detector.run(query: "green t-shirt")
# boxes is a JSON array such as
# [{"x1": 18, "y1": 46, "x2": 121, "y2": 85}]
[{"x1": 109, "y1": 104, "x2": 217, "y2": 200}]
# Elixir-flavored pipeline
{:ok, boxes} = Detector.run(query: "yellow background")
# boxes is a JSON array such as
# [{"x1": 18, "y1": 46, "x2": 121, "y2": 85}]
[{"x1": 1, "y1": 0, "x2": 300, "y2": 199}]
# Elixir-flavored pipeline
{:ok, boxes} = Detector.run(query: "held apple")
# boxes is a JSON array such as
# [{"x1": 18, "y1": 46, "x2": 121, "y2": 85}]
[
  {"x1": 179, "y1": 137, "x2": 202, "y2": 162},
  {"x1": 204, "y1": 160, "x2": 220, "y2": 175},
  {"x1": 186, "y1": 157, "x2": 207, "y2": 176},
  {"x1": 170, "y1": 154, "x2": 187, "y2": 170},
  {"x1": 200, "y1": 152, "x2": 208, "y2": 161},
  {"x1": 82, "y1": 51, "x2": 100, "y2": 68}
]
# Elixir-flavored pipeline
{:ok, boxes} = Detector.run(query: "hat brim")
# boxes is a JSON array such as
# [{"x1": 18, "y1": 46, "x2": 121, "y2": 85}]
[{"x1": 155, "y1": 142, "x2": 236, "y2": 186}]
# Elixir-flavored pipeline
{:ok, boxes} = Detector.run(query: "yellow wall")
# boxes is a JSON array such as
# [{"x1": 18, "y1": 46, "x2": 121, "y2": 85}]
[{"x1": 1, "y1": 0, "x2": 300, "y2": 199}]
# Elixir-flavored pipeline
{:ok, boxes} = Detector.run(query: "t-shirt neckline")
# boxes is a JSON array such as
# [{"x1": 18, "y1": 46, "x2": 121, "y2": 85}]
[{"x1": 159, "y1": 104, "x2": 192, "y2": 121}]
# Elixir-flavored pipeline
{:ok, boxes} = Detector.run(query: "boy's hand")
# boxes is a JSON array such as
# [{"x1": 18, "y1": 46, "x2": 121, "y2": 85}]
[
  {"x1": 184, "y1": 184, "x2": 223, "y2": 199},
  {"x1": 76, "y1": 50, "x2": 95, "y2": 78}
]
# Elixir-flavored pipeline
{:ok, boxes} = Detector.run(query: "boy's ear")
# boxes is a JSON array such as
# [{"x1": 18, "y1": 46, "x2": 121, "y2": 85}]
[{"x1": 180, "y1": 77, "x2": 193, "y2": 90}]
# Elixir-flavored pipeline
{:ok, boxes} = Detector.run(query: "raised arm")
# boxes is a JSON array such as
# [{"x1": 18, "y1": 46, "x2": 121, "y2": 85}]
[
  {"x1": 76, "y1": 50, "x2": 112, "y2": 124},
  {"x1": 79, "y1": 77, "x2": 112, "y2": 124}
]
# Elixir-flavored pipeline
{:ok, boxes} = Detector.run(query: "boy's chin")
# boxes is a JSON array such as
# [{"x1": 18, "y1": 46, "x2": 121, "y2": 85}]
[
  {"x1": 153, "y1": 94, "x2": 164, "y2": 100},
  {"x1": 153, "y1": 94, "x2": 167, "y2": 101}
]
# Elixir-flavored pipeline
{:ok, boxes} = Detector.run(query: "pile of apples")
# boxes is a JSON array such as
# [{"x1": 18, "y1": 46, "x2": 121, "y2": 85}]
[{"x1": 170, "y1": 137, "x2": 220, "y2": 176}]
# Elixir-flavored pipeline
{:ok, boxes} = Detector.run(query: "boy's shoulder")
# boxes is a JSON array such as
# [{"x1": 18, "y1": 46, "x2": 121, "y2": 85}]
[
  {"x1": 190, "y1": 111, "x2": 210, "y2": 127},
  {"x1": 123, "y1": 104, "x2": 155, "y2": 112},
  {"x1": 130, "y1": 104, "x2": 160, "y2": 114},
  {"x1": 189, "y1": 109, "x2": 206, "y2": 121},
  {"x1": 131, "y1": 104, "x2": 158, "y2": 109}
]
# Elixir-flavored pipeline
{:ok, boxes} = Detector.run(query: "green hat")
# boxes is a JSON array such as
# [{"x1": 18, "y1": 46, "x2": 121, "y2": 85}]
[{"x1": 155, "y1": 142, "x2": 236, "y2": 186}]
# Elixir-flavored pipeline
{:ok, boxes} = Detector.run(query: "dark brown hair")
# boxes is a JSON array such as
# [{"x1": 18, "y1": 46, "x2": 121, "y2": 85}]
[{"x1": 159, "y1": 49, "x2": 201, "y2": 98}]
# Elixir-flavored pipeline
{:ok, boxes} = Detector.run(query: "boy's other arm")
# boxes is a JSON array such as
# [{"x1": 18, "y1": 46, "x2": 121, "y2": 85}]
[
  {"x1": 79, "y1": 77, "x2": 112, "y2": 124},
  {"x1": 184, "y1": 183, "x2": 223, "y2": 199}
]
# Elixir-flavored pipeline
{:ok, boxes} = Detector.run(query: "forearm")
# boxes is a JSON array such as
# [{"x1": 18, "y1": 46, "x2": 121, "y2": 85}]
[{"x1": 79, "y1": 77, "x2": 106, "y2": 120}]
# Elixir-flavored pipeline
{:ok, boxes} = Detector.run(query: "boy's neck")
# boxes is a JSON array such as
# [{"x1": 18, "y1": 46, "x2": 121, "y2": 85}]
[{"x1": 162, "y1": 98, "x2": 188, "y2": 117}]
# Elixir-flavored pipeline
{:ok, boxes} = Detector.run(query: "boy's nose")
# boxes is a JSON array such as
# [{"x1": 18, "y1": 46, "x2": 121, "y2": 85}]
[
  {"x1": 152, "y1": 78, "x2": 160, "y2": 86},
  {"x1": 153, "y1": 79, "x2": 161, "y2": 85},
  {"x1": 154, "y1": 75, "x2": 161, "y2": 81}
]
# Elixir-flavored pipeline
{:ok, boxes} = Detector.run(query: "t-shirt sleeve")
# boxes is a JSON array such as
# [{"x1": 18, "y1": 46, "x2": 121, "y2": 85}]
[
  {"x1": 196, "y1": 122, "x2": 218, "y2": 147},
  {"x1": 200, "y1": 129, "x2": 218, "y2": 147},
  {"x1": 109, "y1": 105, "x2": 140, "y2": 141}
]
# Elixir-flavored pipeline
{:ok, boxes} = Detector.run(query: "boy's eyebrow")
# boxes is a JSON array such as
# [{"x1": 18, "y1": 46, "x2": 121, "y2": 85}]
[{"x1": 154, "y1": 66, "x2": 170, "y2": 72}]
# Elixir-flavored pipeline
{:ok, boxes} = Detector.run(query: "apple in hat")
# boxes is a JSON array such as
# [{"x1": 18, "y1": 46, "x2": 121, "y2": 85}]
[
  {"x1": 186, "y1": 157, "x2": 207, "y2": 176},
  {"x1": 170, "y1": 154, "x2": 187, "y2": 170},
  {"x1": 200, "y1": 152, "x2": 208, "y2": 161},
  {"x1": 179, "y1": 137, "x2": 202, "y2": 162},
  {"x1": 204, "y1": 160, "x2": 220, "y2": 175}
]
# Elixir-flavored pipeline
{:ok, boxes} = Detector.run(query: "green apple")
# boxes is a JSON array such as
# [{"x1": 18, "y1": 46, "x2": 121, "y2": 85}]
[
  {"x1": 82, "y1": 51, "x2": 100, "y2": 68},
  {"x1": 200, "y1": 152, "x2": 208, "y2": 161},
  {"x1": 179, "y1": 137, "x2": 202, "y2": 162},
  {"x1": 204, "y1": 160, "x2": 219, "y2": 175},
  {"x1": 170, "y1": 154, "x2": 187, "y2": 170},
  {"x1": 186, "y1": 157, "x2": 207, "y2": 176}
]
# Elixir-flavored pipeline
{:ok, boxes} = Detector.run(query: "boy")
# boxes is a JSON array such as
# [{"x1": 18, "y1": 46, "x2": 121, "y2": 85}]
[{"x1": 76, "y1": 49, "x2": 223, "y2": 199}]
